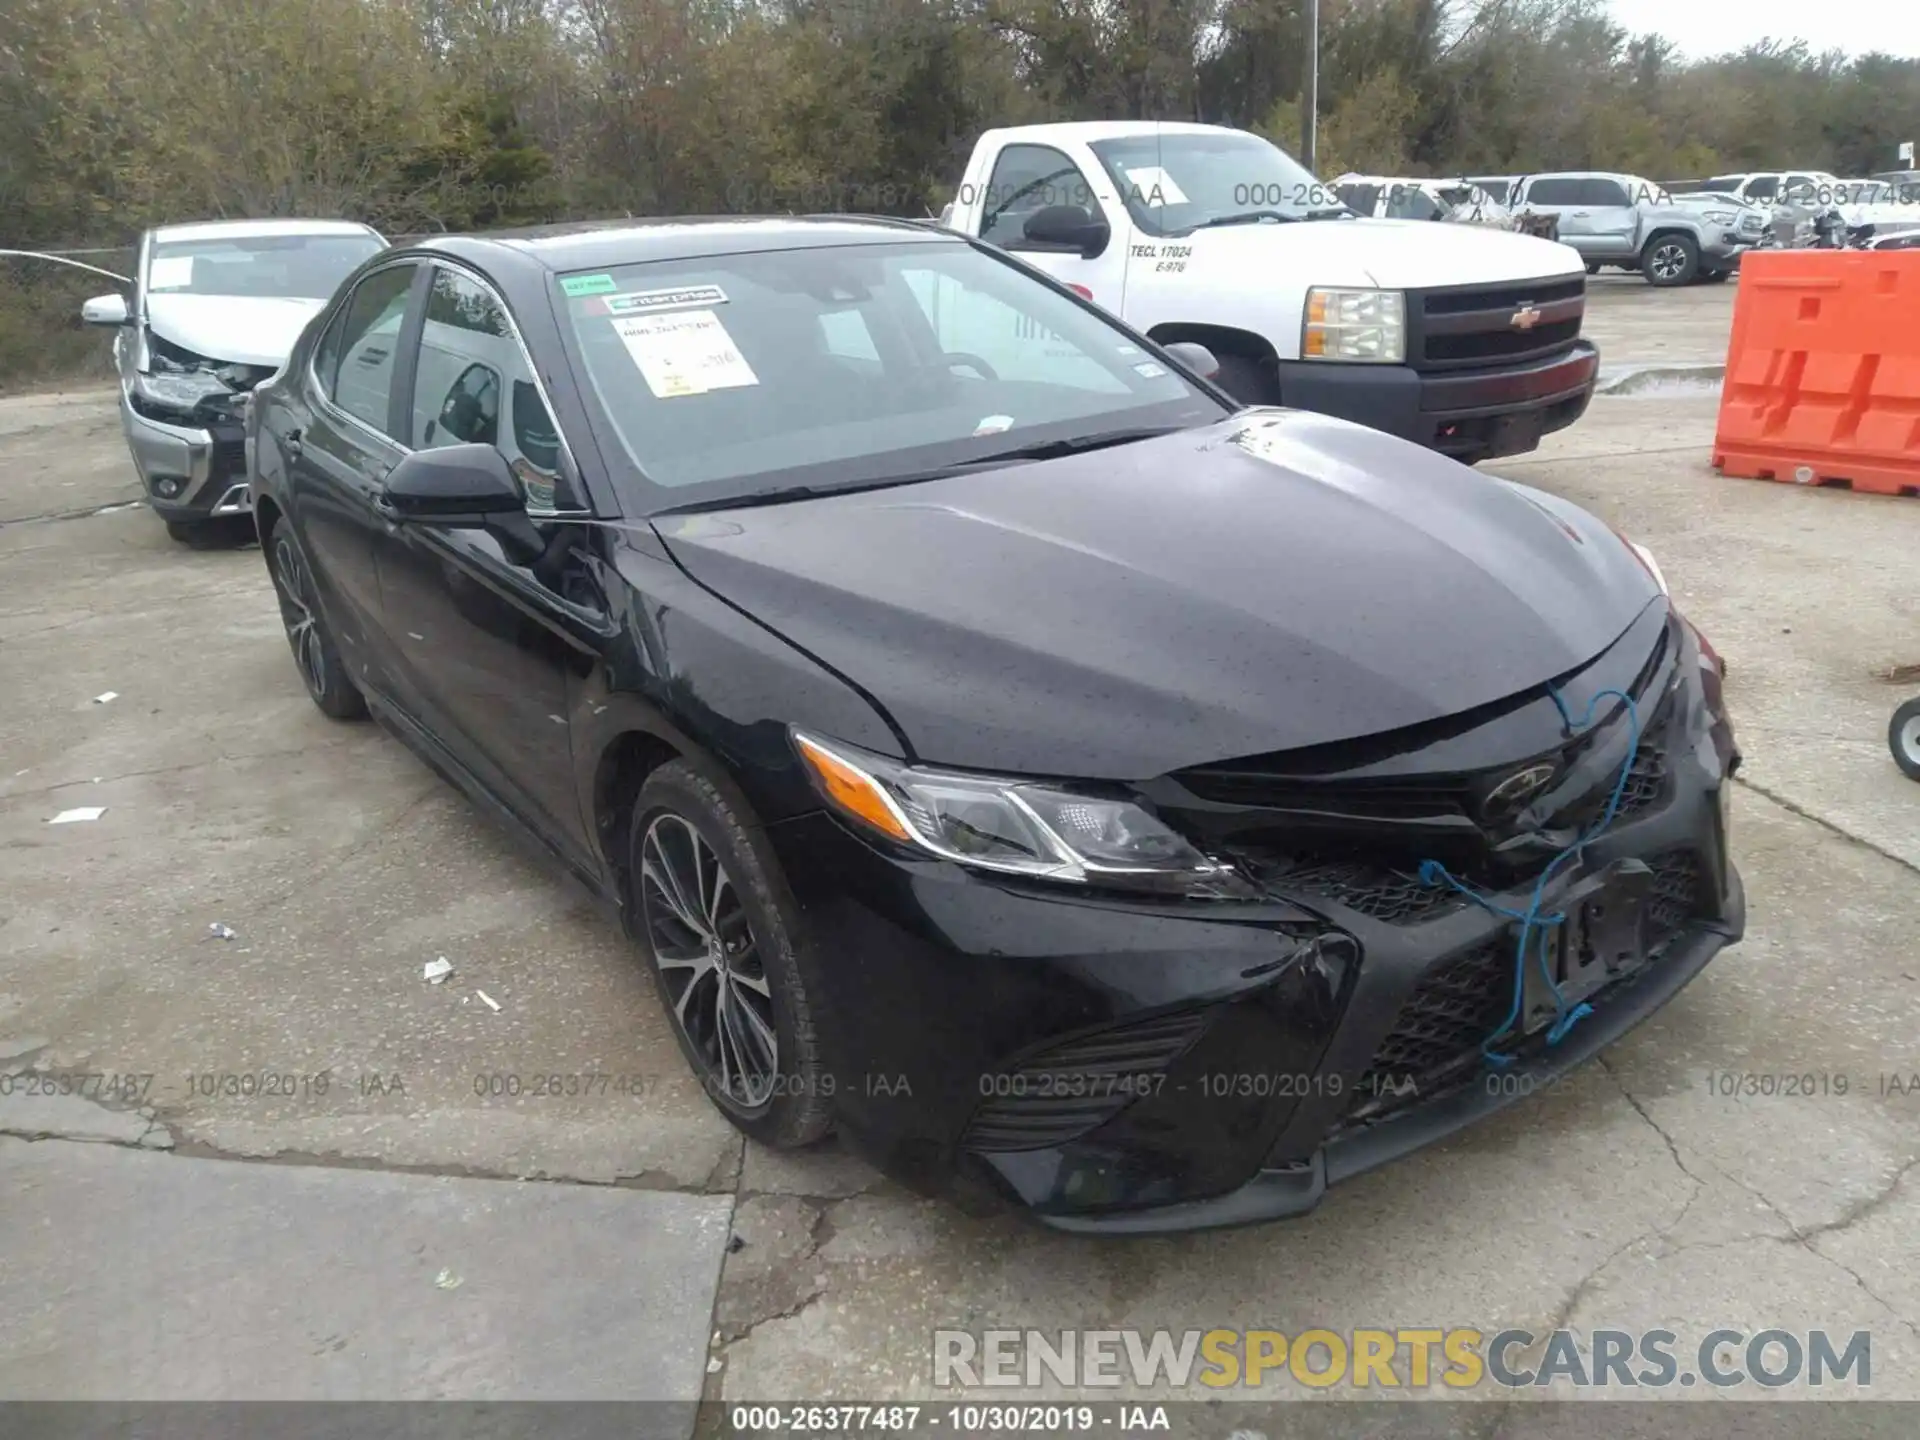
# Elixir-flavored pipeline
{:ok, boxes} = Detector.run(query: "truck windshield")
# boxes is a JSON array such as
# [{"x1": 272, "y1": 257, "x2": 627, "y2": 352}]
[
  {"x1": 145, "y1": 234, "x2": 384, "y2": 300},
  {"x1": 1087, "y1": 132, "x2": 1350, "y2": 237},
  {"x1": 556, "y1": 238, "x2": 1227, "y2": 512}
]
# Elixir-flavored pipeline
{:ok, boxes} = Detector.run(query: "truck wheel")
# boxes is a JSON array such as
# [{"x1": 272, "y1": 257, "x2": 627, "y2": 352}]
[
  {"x1": 1642, "y1": 234, "x2": 1699, "y2": 286},
  {"x1": 1210, "y1": 354, "x2": 1281, "y2": 408}
]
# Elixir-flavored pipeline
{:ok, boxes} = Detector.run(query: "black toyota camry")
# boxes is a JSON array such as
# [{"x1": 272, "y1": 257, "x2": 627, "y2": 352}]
[{"x1": 247, "y1": 217, "x2": 1743, "y2": 1234}]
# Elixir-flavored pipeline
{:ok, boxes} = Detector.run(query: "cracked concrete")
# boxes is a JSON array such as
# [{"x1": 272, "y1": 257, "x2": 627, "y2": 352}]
[{"x1": 3, "y1": 280, "x2": 1918, "y2": 1408}]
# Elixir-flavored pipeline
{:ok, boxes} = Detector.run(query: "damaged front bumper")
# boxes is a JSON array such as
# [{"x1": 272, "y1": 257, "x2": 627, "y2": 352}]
[{"x1": 118, "y1": 387, "x2": 251, "y2": 522}]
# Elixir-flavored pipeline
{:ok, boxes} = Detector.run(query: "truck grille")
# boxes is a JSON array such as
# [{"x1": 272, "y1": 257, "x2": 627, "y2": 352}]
[{"x1": 1410, "y1": 275, "x2": 1586, "y2": 372}]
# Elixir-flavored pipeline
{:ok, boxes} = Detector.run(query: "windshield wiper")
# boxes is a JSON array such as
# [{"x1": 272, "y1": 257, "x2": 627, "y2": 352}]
[
  {"x1": 1300, "y1": 208, "x2": 1355, "y2": 221},
  {"x1": 1190, "y1": 209, "x2": 1299, "y2": 229},
  {"x1": 962, "y1": 424, "x2": 1188, "y2": 467}
]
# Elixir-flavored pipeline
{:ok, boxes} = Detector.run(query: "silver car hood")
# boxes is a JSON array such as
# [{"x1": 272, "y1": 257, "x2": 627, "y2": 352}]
[{"x1": 145, "y1": 294, "x2": 328, "y2": 366}]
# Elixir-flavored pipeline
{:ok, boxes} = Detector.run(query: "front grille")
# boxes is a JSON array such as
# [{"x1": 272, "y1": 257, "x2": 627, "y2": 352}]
[
  {"x1": 1413, "y1": 275, "x2": 1586, "y2": 371},
  {"x1": 961, "y1": 1009, "x2": 1208, "y2": 1153},
  {"x1": 1236, "y1": 853, "x2": 1469, "y2": 924},
  {"x1": 1426, "y1": 318, "x2": 1582, "y2": 364},
  {"x1": 1343, "y1": 848, "x2": 1708, "y2": 1127}
]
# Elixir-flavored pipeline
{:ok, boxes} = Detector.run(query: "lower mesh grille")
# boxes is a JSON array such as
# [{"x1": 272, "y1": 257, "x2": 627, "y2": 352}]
[
  {"x1": 962, "y1": 1010, "x2": 1208, "y2": 1153},
  {"x1": 1345, "y1": 848, "x2": 1707, "y2": 1126}
]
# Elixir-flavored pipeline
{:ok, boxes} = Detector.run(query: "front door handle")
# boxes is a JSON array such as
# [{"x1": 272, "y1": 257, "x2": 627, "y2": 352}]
[
  {"x1": 371, "y1": 491, "x2": 399, "y2": 522},
  {"x1": 282, "y1": 427, "x2": 302, "y2": 459}
]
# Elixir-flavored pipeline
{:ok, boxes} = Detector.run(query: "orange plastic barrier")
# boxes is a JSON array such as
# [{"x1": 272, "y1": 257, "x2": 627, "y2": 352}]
[{"x1": 1712, "y1": 250, "x2": 1920, "y2": 497}]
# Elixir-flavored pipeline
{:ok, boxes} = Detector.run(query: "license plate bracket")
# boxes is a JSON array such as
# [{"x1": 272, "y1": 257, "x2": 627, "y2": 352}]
[{"x1": 1518, "y1": 858, "x2": 1653, "y2": 1035}]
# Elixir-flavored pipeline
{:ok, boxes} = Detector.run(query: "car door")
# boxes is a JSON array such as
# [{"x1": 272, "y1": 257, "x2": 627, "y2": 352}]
[
  {"x1": 976, "y1": 143, "x2": 1126, "y2": 302},
  {"x1": 293, "y1": 260, "x2": 424, "y2": 679},
  {"x1": 372, "y1": 261, "x2": 606, "y2": 863},
  {"x1": 1580, "y1": 178, "x2": 1639, "y2": 257}
]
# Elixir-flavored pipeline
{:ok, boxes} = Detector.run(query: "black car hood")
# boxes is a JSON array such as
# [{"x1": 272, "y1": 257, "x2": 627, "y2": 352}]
[{"x1": 652, "y1": 409, "x2": 1661, "y2": 780}]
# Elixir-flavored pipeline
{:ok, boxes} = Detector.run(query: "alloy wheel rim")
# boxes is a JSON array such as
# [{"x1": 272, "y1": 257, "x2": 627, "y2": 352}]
[
  {"x1": 1901, "y1": 715, "x2": 1920, "y2": 764},
  {"x1": 1653, "y1": 243, "x2": 1686, "y2": 278},
  {"x1": 638, "y1": 813, "x2": 779, "y2": 1108},
  {"x1": 272, "y1": 535, "x2": 326, "y2": 698}
]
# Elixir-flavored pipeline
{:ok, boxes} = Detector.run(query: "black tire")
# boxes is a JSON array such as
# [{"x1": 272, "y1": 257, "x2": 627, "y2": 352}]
[
  {"x1": 262, "y1": 515, "x2": 367, "y2": 720},
  {"x1": 627, "y1": 759, "x2": 834, "y2": 1149},
  {"x1": 1891, "y1": 698, "x2": 1920, "y2": 781},
  {"x1": 1209, "y1": 353, "x2": 1282, "y2": 407},
  {"x1": 1642, "y1": 233, "x2": 1700, "y2": 287}
]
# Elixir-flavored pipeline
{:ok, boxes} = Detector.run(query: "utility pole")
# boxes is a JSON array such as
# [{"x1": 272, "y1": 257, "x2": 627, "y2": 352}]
[{"x1": 1301, "y1": 0, "x2": 1320, "y2": 173}]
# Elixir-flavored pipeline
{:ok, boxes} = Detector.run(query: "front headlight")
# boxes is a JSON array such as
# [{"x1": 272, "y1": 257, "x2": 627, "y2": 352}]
[
  {"x1": 1302, "y1": 286, "x2": 1405, "y2": 363},
  {"x1": 1628, "y1": 540, "x2": 1669, "y2": 596},
  {"x1": 1703, "y1": 210, "x2": 1737, "y2": 225},
  {"x1": 130, "y1": 368, "x2": 229, "y2": 420},
  {"x1": 792, "y1": 730, "x2": 1259, "y2": 900}
]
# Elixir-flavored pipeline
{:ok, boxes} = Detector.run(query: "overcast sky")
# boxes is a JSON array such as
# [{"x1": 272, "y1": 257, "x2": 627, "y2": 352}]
[{"x1": 1606, "y1": 0, "x2": 1920, "y2": 60}]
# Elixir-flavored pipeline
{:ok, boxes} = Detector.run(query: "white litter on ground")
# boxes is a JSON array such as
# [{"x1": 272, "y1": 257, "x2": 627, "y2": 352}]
[
  {"x1": 423, "y1": 957, "x2": 453, "y2": 984},
  {"x1": 475, "y1": 989, "x2": 502, "y2": 1012},
  {"x1": 209, "y1": 923, "x2": 237, "y2": 941},
  {"x1": 49, "y1": 807, "x2": 106, "y2": 824},
  {"x1": 434, "y1": 1269, "x2": 462, "y2": 1290},
  {"x1": 93, "y1": 692, "x2": 118, "y2": 704}
]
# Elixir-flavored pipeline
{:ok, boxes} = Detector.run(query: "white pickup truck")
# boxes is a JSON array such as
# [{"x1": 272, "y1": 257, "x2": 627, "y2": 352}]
[{"x1": 939, "y1": 121, "x2": 1600, "y2": 464}]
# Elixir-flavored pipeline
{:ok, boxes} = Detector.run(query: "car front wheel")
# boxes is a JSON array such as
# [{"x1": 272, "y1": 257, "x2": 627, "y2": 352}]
[
  {"x1": 265, "y1": 519, "x2": 367, "y2": 720},
  {"x1": 629, "y1": 760, "x2": 834, "y2": 1149}
]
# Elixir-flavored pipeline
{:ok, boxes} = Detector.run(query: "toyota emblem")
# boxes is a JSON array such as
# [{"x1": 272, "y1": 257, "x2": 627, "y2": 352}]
[{"x1": 1482, "y1": 762, "x2": 1558, "y2": 820}]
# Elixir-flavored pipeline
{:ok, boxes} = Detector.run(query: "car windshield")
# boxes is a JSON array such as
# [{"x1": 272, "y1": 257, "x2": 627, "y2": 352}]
[
  {"x1": 557, "y1": 238, "x2": 1228, "y2": 512},
  {"x1": 145, "y1": 233, "x2": 384, "y2": 300},
  {"x1": 1086, "y1": 131, "x2": 1350, "y2": 237}
]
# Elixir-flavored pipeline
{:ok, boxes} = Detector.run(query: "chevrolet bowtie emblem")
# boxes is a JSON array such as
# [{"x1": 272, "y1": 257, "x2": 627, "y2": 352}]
[{"x1": 1511, "y1": 303, "x2": 1542, "y2": 331}]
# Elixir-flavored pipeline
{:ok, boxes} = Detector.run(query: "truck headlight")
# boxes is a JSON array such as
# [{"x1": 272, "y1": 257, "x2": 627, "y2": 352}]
[
  {"x1": 792, "y1": 729, "x2": 1259, "y2": 900},
  {"x1": 1302, "y1": 287, "x2": 1405, "y2": 363}
]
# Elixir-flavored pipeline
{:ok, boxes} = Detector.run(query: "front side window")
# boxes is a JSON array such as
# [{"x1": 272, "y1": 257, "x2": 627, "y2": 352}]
[
  {"x1": 555, "y1": 239, "x2": 1226, "y2": 511},
  {"x1": 1583, "y1": 179, "x2": 1632, "y2": 207},
  {"x1": 1745, "y1": 176, "x2": 1778, "y2": 201},
  {"x1": 1384, "y1": 185, "x2": 1442, "y2": 221},
  {"x1": 147, "y1": 232, "x2": 384, "y2": 302},
  {"x1": 977, "y1": 145, "x2": 1097, "y2": 248},
  {"x1": 317, "y1": 264, "x2": 417, "y2": 437},
  {"x1": 1337, "y1": 183, "x2": 1382, "y2": 215},
  {"x1": 411, "y1": 267, "x2": 580, "y2": 513},
  {"x1": 1088, "y1": 131, "x2": 1350, "y2": 237}
]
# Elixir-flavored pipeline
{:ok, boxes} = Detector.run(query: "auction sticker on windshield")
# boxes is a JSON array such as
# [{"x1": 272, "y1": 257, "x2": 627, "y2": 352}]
[
  {"x1": 613, "y1": 310, "x2": 759, "y2": 398},
  {"x1": 602, "y1": 284, "x2": 730, "y2": 316},
  {"x1": 148, "y1": 256, "x2": 194, "y2": 289},
  {"x1": 1122, "y1": 166, "x2": 1189, "y2": 206}
]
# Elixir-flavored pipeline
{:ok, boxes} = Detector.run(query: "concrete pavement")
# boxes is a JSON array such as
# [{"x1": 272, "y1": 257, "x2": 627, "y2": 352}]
[{"x1": 2, "y1": 276, "x2": 1916, "y2": 1411}]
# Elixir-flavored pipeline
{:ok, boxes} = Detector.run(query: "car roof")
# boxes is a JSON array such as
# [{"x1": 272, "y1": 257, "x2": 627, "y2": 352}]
[
  {"x1": 978, "y1": 121, "x2": 1247, "y2": 145},
  {"x1": 407, "y1": 216, "x2": 954, "y2": 273},
  {"x1": 150, "y1": 218, "x2": 382, "y2": 244}
]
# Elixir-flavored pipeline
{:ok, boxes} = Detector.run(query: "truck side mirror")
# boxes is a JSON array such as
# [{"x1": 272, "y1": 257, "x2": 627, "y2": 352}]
[
  {"x1": 1022, "y1": 204, "x2": 1110, "y2": 258},
  {"x1": 1160, "y1": 341, "x2": 1219, "y2": 380}
]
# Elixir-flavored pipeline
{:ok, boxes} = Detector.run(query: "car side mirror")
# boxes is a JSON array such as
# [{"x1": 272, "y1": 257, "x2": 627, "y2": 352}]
[
  {"x1": 1161, "y1": 341, "x2": 1220, "y2": 380},
  {"x1": 81, "y1": 293, "x2": 129, "y2": 327},
  {"x1": 380, "y1": 443, "x2": 523, "y2": 521},
  {"x1": 1022, "y1": 204, "x2": 1110, "y2": 257}
]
